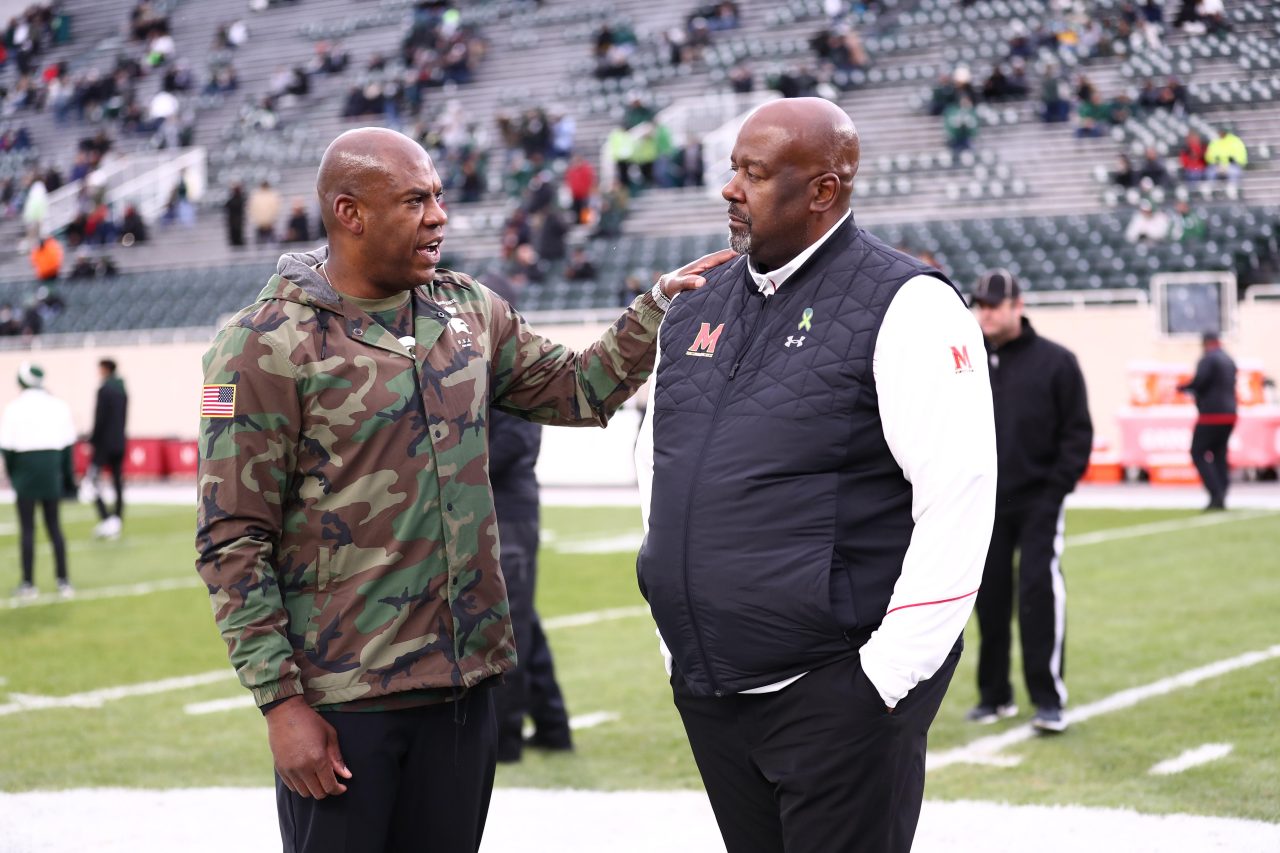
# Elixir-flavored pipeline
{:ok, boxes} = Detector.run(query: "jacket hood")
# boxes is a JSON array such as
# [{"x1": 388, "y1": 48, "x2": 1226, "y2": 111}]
[{"x1": 263, "y1": 246, "x2": 345, "y2": 311}]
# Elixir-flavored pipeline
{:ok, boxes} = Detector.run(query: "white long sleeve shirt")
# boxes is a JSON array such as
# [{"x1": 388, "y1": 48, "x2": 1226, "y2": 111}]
[{"x1": 635, "y1": 230, "x2": 996, "y2": 708}]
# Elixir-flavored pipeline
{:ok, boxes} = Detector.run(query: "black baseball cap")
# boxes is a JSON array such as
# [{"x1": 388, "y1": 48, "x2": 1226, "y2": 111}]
[{"x1": 970, "y1": 268, "x2": 1021, "y2": 307}]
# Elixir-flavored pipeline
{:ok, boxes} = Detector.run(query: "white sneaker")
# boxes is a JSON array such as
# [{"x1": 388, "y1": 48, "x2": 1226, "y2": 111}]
[
  {"x1": 95, "y1": 515, "x2": 122, "y2": 539},
  {"x1": 58, "y1": 581, "x2": 76, "y2": 599},
  {"x1": 13, "y1": 582, "x2": 38, "y2": 601}
]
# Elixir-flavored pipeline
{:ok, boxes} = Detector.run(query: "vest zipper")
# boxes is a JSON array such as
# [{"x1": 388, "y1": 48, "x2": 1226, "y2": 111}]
[
  {"x1": 679, "y1": 293, "x2": 770, "y2": 695},
  {"x1": 728, "y1": 295, "x2": 771, "y2": 379}
]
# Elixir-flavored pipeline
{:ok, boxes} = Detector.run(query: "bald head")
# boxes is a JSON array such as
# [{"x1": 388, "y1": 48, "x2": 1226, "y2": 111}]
[
  {"x1": 743, "y1": 98, "x2": 860, "y2": 195},
  {"x1": 315, "y1": 126, "x2": 448, "y2": 298},
  {"x1": 722, "y1": 98, "x2": 860, "y2": 270},
  {"x1": 317, "y1": 127, "x2": 427, "y2": 231}
]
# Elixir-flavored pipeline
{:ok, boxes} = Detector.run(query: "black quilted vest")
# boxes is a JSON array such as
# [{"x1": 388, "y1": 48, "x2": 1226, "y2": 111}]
[{"x1": 638, "y1": 220, "x2": 959, "y2": 696}]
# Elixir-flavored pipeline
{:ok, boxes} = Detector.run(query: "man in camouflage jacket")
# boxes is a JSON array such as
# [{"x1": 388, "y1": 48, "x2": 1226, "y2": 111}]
[{"x1": 196, "y1": 127, "x2": 731, "y2": 853}]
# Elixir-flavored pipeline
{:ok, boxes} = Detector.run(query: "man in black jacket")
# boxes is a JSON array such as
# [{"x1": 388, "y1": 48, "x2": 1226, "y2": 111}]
[
  {"x1": 969, "y1": 269, "x2": 1093, "y2": 734},
  {"x1": 636, "y1": 98, "x2": 996, "y2": 853},
  {"x1": 1178, "y1": 333, "x2": 1237, "y2": 510},
  {"x1": 486, "y1": 278, "x2": 573, "y2": 764},
  {"x1": 88, "y1": 358, "x2": 128, "y2": 539}
]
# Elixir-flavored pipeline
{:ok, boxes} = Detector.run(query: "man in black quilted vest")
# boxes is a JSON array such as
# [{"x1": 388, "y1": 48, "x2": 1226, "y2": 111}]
[{"x1": 635, "y1": 98, "x2": 998, "y2": 852}]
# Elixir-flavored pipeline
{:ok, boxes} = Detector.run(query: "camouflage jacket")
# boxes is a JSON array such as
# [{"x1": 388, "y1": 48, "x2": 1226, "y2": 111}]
[{"x1": 196, "y1": 248, "x2": 663, "y2": 708}]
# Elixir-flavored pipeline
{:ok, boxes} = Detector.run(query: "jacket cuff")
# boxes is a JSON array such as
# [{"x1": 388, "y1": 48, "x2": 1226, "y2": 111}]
[
  {"x1": 633, "y1": 289, "x2": 667, "y2": 325},
  {"x1": 252, "y1": 678, "x2": 303, "y2": 710}
]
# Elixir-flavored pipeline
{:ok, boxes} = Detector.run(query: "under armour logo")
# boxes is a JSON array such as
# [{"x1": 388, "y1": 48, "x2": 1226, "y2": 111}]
[{"x1": 784, "y1": 336, "x2": 805, "y2": 348}]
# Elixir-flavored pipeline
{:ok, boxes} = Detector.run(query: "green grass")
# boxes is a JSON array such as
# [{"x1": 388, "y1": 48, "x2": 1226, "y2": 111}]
[{"x1": 1, "y1": 502, "x2": 1277, "y2": 822}]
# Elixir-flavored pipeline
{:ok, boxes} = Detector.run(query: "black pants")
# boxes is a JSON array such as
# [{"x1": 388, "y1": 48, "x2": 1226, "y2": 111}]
[
  {"x1": 673, "y1": 646, "x2": 960, "y2": 853},
  {"x1": 17, "y1": 497, "x2": 67, "y2": 585},
  {"x1": 89, "y1": 454, "x2": 125, "y2": 520},
  {"x1": 493, "y1": 518, "x2": 571, "y2": 757},
  {"x1": 277, "y1": 688, "x2": 497, "y2": 853},
  {"x1": 975, "y1": 498, "x2": 1068, "y2": 711},
  {"x1": 1190, "y1": 422, "x2": 1234, "y2": 507}
]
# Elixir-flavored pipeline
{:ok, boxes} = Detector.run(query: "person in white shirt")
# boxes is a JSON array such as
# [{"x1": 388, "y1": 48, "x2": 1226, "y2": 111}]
[
  {"x1": 634, "y1": 98, "x2": 996, "y2": 853},
  {"x1": 1124, "y1": 200, "x2": 1171, "y2": 243}
]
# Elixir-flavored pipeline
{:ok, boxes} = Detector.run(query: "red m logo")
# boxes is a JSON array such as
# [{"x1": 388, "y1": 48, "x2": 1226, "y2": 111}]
[
  {"x1": 687, "y1": 323, "x2": 725, "y2": 358},
  {"x1": 951, "y1": 345, "x2": 973, "y2": 372}
]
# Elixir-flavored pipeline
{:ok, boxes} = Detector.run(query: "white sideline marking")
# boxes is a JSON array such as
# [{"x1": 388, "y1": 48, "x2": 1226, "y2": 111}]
[
  {"x1": 543, "y1": 605, "x2": 650, "y2": 630},
  {"x1": 2, "y1": 577, "x2": 201, "y2": 609},
  {"x1": 551, "y1": 532, "x2": 646, "y2": 554},
  {"x1": 184, "y1": 695, "x2": 256, "y2": 716},
  {"x1": 1065, "y1": 510, "x2": 1273, "y2": 548},
  {"x1": 1149, "y1": 743, "x2": 1234, "y2": 776},
  {"x1": 929, "y1": 645, "x2": 1280, "y2": 771},
  {"x1": 0, "y1": 670, "x2": 233, "y2": 717},
  {"x1": 569, "y1": 711, "x2": 620, "y2": 731}
]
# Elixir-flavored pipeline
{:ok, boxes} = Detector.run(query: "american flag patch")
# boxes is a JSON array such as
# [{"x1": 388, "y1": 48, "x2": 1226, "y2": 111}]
[{"x1": 201, "y1": 384, "x2": 237, "y2": 418}]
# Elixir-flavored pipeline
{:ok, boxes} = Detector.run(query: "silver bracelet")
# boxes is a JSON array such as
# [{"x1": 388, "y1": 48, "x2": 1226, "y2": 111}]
[{"x1": 649, "y1": 278, "x2": 673, "y2": 312}]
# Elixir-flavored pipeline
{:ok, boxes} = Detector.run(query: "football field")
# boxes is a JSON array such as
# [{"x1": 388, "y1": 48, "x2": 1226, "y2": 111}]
[{"x1": 1, "y1": 499, "x2": 1278, "y2": 850}]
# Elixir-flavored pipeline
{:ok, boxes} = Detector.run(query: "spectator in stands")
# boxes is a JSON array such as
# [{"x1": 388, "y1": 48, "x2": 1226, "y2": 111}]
[
  {"x1": 224, "y1": 182, "x2": 246, "y2": 247},
  {"x1": 29, "y1": 232, "x2": 63, "y2": 280},
  {"x1": 679, "y1": 136, "x2": 705, "y2": 188},
  {"x1": 563, "y1": 153, "x2": 596, "y2": 225},
  {"x1": 1205, "y1": 127, "x2": 1247, "y2": 184},
  {"x1": 308, "y1": 40, "x2": 349, "y2": 75},
  {"x1": 1125, "y1": 200, "x2": 1171, "y2": 243},
  {"x1": 943, "y1": 96, "x2": 979, "y2": 153},
  {"x1": 1111, "y1": 153, "x2": 1141, "y2": 188},
  {"x1": 1074, "y1": 90, "x2": 1110, "y2": 138},
  {"x1": 1137, "y1": 147, "x2": 1169, "y2": 187},
  {"x1": 1039, "y1": 65, "x2": 1071, "y2": 123},
  {"x1": 533, "y1": 205, "x2": 569, "y2": 266},
  {"x1": 928, "y1": 71, "x2": 958, "y2": 117},
  {"x1": 248, "y1": 179, "x2": 281, "y2": 244},
  {"x1": 1179, "y1": 130, "x2": 1208, "y2": 181},
  {"x1": 564, "y1": 246, "x2": 598, "y2": 282},
  {"x1": 119, "y1": 204, "x2": 147, "y2": 246},
  {"x1": 728, "y1": 62, "x2": 755, "y2": 93},
  {"x1": 0, "y1": 303, "x2": 19, "y2": 336},
  {"x1": 284, "y1": 199, "x2": 311, "y2": 244},
  {"x1": 68, "y1": 248, "x2": 118, "y2": 278},
  {"x1": 1172, "y1": 200, "x2": 1207, "y2": 242},
  {"x1": 606, "y1": 123, "x2": 635, "y2": 191},
  {"x1": 1, "y1": 362, "x2": 77, "y2": 601},
  {"x1": 20, "y1": 174, "x2": 47, "y2": 243},
  {"x1": 591, "y1": 184, "x2": 628, "y2": 239}
]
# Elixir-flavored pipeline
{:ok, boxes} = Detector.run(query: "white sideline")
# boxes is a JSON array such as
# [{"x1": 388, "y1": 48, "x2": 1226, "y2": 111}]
[
  {"x1": 0, "y1": 671, "x2": 232, "y2": 717},
  {"x1": 928, "y1": 645, "x2": 1280, "y2": 770},
  {"x1": 1064, "y1": 510, "x2": 1274, "y2": 547},
  {"x1": 1149, "y1": 743, "x2": 1234, "y2": 776},
  {"x1": 1, "y1": 789, "x2": 1277, "y2": 852}
]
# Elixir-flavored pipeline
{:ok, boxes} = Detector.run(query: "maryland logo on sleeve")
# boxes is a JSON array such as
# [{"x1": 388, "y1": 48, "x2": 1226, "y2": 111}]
[
  {"x1": 686, "y1": 322, "x2": 725, "y2": 358},
  {"x1": 200, "y1": 384, "x2": 237, "y2": 418}
]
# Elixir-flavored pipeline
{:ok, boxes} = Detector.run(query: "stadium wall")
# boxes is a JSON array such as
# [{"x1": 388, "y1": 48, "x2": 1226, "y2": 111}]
[{"x1": 0, "y1": 300, "x2": 1277, "y2": 478}]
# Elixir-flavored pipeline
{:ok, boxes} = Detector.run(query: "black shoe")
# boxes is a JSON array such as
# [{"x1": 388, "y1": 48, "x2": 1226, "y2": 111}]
[
  {"x1": 1032, "y1": 707, "x2": 1068, "y2": 733},
  {"x1": 965, "y1": 702, "x2": 1018, "y2": 724},
  {"x1": 1204, "y1": 500, "x2": 1226, "y2": 512}
]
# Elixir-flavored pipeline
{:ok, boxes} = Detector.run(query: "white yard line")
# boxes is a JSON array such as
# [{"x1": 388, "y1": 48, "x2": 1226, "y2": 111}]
[
  {"x1": 183, "y1": 695, "x2": 256, "y2": 716},
  {"x1": 1065, "y1": 510, "x2": 1273, "y2": 548},
  {"x1": 568, "y1": 711, "x2": 620, "y2": 731},
  {"x1": 1149, "y1": 743, "x2": 1234, "y2": 776},
  {"x1": 929, "y1": 645, "x2": 1280, "y2": 771},
  {"x1": 2, "y1": 577, "x2": 201, "y2": 609},
  {"x1": 550, "y1": 532, "x2": 646, "y2": 554},
  {"x1": 0, "y1": 670, "x2": 233, "y2": 717},
  {"x1": 542, "y1": 605, "x2": 650, "y2": 630}
]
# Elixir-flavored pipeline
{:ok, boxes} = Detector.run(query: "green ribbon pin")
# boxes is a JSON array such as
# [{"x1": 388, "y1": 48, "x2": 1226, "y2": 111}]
[{"x1": 798, "y1": 307, "x2": 813, "y2": 332}]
